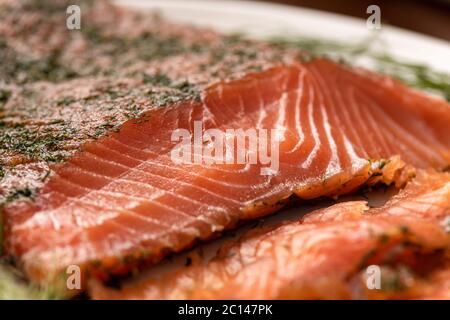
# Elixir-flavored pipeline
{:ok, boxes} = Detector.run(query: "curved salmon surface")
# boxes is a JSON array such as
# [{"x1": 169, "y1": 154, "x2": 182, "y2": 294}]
[
  {"x1": 90, "y1": 171, "x2": 450, "y2": 300},
  {"x1": 4, "y1": 59, "x2": 450, "y2": 283}
]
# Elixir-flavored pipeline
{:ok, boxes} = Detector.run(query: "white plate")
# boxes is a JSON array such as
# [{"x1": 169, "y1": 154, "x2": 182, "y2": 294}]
[{"x1": 115, "y1": 0, "x2": 450, "y2": 73}]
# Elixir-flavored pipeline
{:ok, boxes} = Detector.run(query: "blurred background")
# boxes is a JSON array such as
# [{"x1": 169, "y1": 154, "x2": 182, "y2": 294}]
[{"x1": 259, "y1": 0, "x2": 450, "y2": 41}]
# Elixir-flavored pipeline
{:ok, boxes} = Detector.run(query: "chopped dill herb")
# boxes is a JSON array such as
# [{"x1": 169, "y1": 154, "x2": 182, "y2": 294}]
[
  {"x1": 378, "y1": 233, "x2": 390, "y2": 244},
  {"x1": 399, "y1": 225, "x2": 409, "y2": 234},
  {"x1": 0, "y1": 45, "x2": 78, "y2": 84},
  {"x1": 223, "y1": 33, "x2": 245, "y2": 46},
  {"x1": 84, "y1": 28, "x2": 195, "y2": 62},
  {"x1": 378, "y1": 159, "x2": 388, "y2": 169},
  {"x1": 105, "y1": 88, "x2": 127, "y2": 100},
  {"x1": 21, "y1": 0, "x2": 76, "y2": 14},
  {"x1": 358, "y1": 248, "x2": 377, "y2": 269},
  {"x1": 0, "y1": 124, "x2": 76, "y2": 163},
  {"x1": 380, "y1": 267, "x2": 407, "y2": 292},
  {"x1": 0, "y1": 89, "x2": 11, "y2": 107},
  {"x1": 143, "y1": 73, "x2": 172, "y2": 86},
  {"x1": 147, "y1": 79, "x2": 201, "y2": 107},
  {"x1": 6, "y1": 187, "x2": 35, "y2": 203},
  {"x1": 174, "y1": 80, "x2": 198, "y2": 95},
  {"x1": 371, "y1": 172, "x2": 383, "y2": 177},
  {"x1": 56, "y1": 97, "x2": 76, "y2": 106}
]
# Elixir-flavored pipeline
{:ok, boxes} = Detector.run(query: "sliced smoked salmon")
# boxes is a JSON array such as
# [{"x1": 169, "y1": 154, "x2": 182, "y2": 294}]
[
  {"x1": 4, "y1": 59, "x2": 450, "y2": 285},
  {"x1": 89, "y1": 171, "x2": 450, "y2": 300}
]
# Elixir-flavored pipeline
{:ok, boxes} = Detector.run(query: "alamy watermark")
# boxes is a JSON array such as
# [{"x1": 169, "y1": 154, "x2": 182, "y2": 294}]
[
  {"x1": 366, "y1": 5, "x2": 381, "y2": 30},
  {"x1": 66, "y1": 264, "x2": 81, "y2": 290},
  {"x1": 66, "y1": 5, "x2": 81, "y2": 30},
  {"x1": 365, "y1": 264, "x2": 382, "y2": 290},
  {"x1": 170, "y1": 121, "x2": 281, "y2": 175}
]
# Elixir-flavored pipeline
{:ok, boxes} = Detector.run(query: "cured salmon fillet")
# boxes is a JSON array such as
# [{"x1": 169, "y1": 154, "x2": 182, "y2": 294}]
[
  {"x1": 90, "y1": 171, "x2": 450, "y2": 300},
  {"x1": 4, "y1": 59, "x2": 450, "y2": 285}
]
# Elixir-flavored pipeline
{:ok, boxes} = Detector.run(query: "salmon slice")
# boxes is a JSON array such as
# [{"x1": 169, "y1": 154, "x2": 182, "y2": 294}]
[
  {"x1": 89, "y1": 171, "x2": 450, "y2": 300},
  {"x1": 4, "y1": 59, "x2": 450, "y2": 284}
]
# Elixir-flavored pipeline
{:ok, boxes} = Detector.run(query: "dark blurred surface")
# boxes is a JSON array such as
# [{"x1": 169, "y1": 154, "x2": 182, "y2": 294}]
[{"x1": 260, "y1": 0, "x2": 450, "y2": 41}]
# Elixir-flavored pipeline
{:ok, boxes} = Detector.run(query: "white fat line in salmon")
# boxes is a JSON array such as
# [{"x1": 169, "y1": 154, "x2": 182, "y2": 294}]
[{"x1": 170, "y1": 121, "x2": 281, "y2": 175}]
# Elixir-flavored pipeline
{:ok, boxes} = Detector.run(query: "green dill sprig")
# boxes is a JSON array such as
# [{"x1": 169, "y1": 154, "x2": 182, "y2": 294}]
[
  {"x1": 269, "y1": 35, "x2": 450, "y2": 101},
  {"x1": 372, "y1": 53, "x2": 450, "y2": 100},
  {"x1": 0, "y1": 263, "x2": 63, "y2": 300}
]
